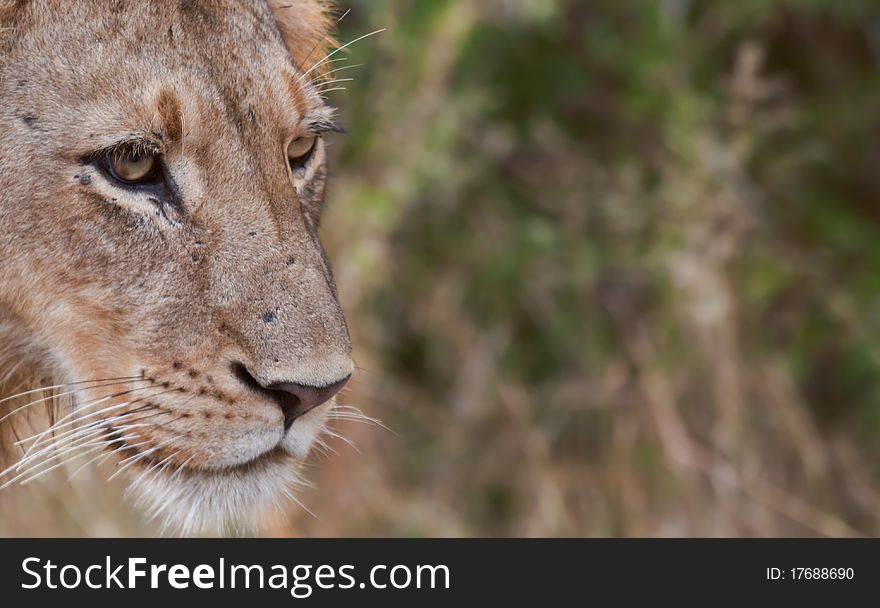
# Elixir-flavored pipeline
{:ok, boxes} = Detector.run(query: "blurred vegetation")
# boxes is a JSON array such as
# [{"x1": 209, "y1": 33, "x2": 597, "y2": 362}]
[{"x1": 286, "y1": 0, "x2": 880, "y2": 537}]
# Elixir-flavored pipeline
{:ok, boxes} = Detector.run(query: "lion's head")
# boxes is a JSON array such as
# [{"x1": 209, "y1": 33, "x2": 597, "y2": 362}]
[{"x1": 0, "y1": 0, "x2": 354, "y2": 533}]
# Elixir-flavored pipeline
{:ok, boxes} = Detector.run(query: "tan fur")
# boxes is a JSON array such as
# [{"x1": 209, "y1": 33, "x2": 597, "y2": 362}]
[
  {"x1": 267, "y1": 0, "x2": 338, "y2": 79},
  {"x1": 0, "y1": 0, "x2": 352, "y2": 533}
]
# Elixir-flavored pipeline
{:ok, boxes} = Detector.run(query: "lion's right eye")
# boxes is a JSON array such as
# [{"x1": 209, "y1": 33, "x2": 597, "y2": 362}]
[
  {"x1": 287, "y1": 135, "x2": 318, "y2": 172},
  {"x1": 104, "y1": 150, "x2": 162, "y2": 186}
]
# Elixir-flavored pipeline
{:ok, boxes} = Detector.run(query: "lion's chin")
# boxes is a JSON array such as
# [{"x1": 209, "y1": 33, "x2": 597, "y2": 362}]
[{"x1": 126, "y1": 452, "x2": 306, "y2": 536}]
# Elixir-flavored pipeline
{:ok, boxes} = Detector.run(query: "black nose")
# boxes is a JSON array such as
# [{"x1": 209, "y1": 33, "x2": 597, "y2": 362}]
[
  {"x1": 271, "y1": 377, "x2": 350, "y2": 430},
  {"x1": 232, "y1": 363, "x2": 350, "y2": 430}
]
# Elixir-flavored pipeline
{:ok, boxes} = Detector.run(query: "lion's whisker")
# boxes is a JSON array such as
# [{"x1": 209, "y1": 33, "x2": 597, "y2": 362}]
[
  {"x1": 125, "y1": 452, "x2": 178, "y2": 497},
  {"x1": 19, "y1": 433, "x2": 143, "y2": 487},
  {"x1": 1, "y1": 430, "x2": 105, "y2": 483},
  {"x1": 2, "y1": 431, "x2": 141, "y2": 490},
  {"x1": 66, "y1": 442, "x2": 126, "y2": 481},
  {"x1": 15, "y1": 419, "x2": 155, "y2": 471},
  {"x1": 10, "y1": 416, "x2": 151, "y2": 477},
  {"x1": 17, "y1": 396, "x2": 160, "y2": 456},
  {"x1": 329, "y1": 404, "x2": 395, "y2": 434},
  {"x1": 297, "y1": 28, "x2": 387, "y2": 82},
  {"x1": 321, "y1": 427, "x2": 359, "y2": 453},
  {"x1": 280, "y1": 483, "x2": 317, "y2": 519},
  {"x1": 316, "y1": 77, "x2": 354, "y2": 88},
  {"x1": 108, "y1": 437, "x2": 177, "y2": 481},
  {"x1": 170, "y1": 454, "x2": 195, "y2": 480},
  {"x1": 317, "y1": 62, "x2": 363, "y2": 80},
  {"x1": 0, "y1": 375, "x2": 144, "y2": 409},
  {"x1": 312, "y1": 435, "x2": 337, "y2": 457},
  {"x1": 4, "y1": 411, "x2": 151, "y2": 477},
  {"x1": 16, "y1": 439, "x2": 128, "y2": 488},
  {"x1": 15, "y1": 399, "x2": 156, "y2": 448},
  {"x1": 17, "y1": 392, "x2": 151, "y2": 454},
  {"x1": 5, "y1": 444, "x2": 107, "y2": 489},
  {"x1": 0, "y1": 377, "x2": 149, "y2": 423},
  {"x1": 22, "y1": 387, "x2": 176, "y2": 455}
]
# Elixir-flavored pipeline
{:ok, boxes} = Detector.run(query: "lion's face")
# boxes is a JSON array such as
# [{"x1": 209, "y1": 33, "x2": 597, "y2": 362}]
[{"x1": 0, "y1": 0, "x2": 352, "y2": 531}]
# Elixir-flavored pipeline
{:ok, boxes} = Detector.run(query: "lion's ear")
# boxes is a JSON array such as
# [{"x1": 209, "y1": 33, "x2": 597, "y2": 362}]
[{"x1": 267, "y1": 0, "x2": 337, "y2": 79}]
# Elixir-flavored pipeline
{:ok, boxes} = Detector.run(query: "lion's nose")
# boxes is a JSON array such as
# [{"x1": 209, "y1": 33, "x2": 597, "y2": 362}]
[
  {"x1": 231, "y1": 363, "x2": 350, "y2": 430},
  {"x1": 270, "y1": 377, "x2": 350, "y2": 430}
]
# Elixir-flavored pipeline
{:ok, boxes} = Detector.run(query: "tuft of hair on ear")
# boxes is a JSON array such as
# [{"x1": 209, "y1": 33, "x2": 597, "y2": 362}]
[{"x1": 266, "y1": 0, "x2": 339, "y2": 81}]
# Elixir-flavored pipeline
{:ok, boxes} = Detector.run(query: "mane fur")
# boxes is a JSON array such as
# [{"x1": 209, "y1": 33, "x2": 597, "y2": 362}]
[{"x1": 0, "y1": 315, "x2": 59, "y2": 471}]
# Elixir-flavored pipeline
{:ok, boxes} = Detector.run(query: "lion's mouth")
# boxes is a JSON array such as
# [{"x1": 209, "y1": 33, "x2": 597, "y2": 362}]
[{"x1": 114, "y1": 433, "x2": 292, "y2": 480}]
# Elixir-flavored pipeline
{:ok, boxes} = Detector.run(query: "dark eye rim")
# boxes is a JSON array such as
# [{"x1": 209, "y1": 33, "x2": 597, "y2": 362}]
[
  {"x1": 95, "y1": 149, "x2": 164, "y2": 188},
  {"x1": 287, "y1": 135, "x2": 320, "y2": 172}
]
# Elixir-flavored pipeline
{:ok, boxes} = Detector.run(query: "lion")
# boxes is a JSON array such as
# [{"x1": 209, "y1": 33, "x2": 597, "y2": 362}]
[{"x1": 0, "y1": 0, "x2": 356, "y2": 534}]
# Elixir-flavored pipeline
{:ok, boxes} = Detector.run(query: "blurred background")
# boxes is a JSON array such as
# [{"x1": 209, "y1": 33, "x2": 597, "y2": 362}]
[
  {"x1": 4, "y1": 0, "x2": 880, "y2": 537},
  {"x1": 295, "y1": 0, "x2": 880, "y2": 537}
]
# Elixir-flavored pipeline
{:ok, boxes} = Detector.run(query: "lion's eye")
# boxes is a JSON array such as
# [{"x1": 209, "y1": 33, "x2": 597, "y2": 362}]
[
  {"x1": 287, "y1": 135, "x2": 318, "y2": 171},
  {"x1": 107, "y1": 150, "x2": 160, "y2": 185}
]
